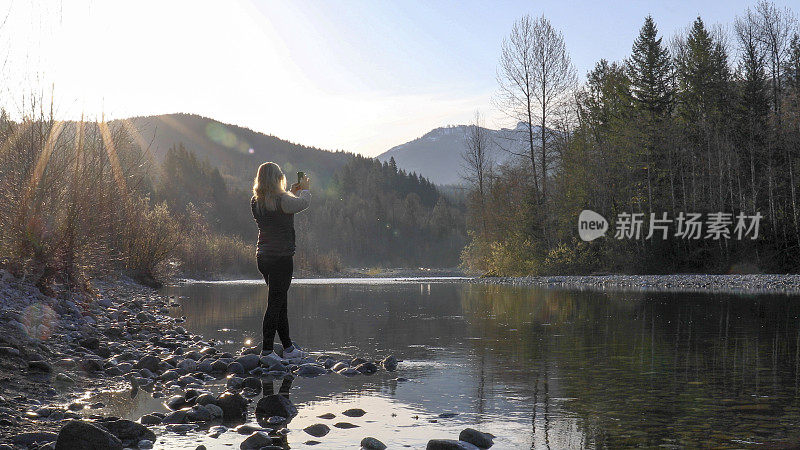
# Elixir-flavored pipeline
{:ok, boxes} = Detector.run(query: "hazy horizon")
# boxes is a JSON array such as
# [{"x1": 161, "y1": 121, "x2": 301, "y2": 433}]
[{"x1": 1, "y1": 0, "x2": 796, "y2": 156}]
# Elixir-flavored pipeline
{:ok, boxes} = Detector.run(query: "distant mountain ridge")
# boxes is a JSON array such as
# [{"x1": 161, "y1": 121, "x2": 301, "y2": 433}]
[
  {"x1": 377, "y1": 122, "x2": 539, "y2": 185},
  {"x1": 116, "y1": 113, "x2": 353, "y2": 189}
]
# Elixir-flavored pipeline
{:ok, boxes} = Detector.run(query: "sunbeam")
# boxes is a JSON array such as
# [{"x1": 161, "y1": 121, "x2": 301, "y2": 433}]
[{"x1": 98, "y1": 121, "x2": 127, "y2": 195}]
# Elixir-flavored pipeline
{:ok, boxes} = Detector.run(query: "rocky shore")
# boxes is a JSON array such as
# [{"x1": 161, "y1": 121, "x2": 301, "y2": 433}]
[
  {"x1": 0, "y1": 271, "x2": 495, "y2": 449},
  {"x1": 469, "y1": 273, "x2": 800, "y2": 294}
]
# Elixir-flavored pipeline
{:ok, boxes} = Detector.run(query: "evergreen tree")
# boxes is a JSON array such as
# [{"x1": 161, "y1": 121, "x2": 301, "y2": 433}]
[{"x1": 628, "y1": 16, "x2": 673, "y2": 119}]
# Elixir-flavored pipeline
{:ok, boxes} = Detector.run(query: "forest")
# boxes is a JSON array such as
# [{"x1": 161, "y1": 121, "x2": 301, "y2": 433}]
[{"x1": 461, "y1": 1, "x2": 800, "y2": 275}]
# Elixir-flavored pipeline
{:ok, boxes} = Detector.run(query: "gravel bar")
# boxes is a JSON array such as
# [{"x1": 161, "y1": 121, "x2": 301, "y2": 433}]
[{"x1": 464, "y1": 274, "x2": 800, "y2": 295}]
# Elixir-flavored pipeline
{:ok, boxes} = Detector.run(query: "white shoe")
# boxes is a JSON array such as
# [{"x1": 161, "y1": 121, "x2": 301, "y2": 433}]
[
  {"x1": 282, "y1": 345, "x2": 307, "y2": 360},
  {"x1": 260, "y1": 351, "x2": 283, "y2": 366}
]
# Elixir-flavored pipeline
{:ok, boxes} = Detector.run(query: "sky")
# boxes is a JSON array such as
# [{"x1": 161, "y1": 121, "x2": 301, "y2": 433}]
[{"x1": 0, "y1": 0, "x2": 796, "y2": 156}]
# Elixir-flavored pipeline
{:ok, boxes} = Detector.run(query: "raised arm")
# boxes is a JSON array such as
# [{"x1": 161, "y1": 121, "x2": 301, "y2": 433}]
[{"x1": 280, "y1": 190, "x2": 311, "y2": 214}]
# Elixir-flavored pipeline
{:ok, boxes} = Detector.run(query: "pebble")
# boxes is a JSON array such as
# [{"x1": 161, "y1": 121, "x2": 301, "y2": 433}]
[
  {"x1": 342, "y1": 408, "x2": 366, "y2": 417},
  {"x1": 426, "y1": 439, "x2": 480, "y2": 450},
  {"x1": 303, "y1": 424, "x2": 330, "y2": 437},
  {"x1": 361, "y1": 437, "x2": 388, "y2": 450},
  {"x1": 459, "y1": 428, "x2": 494, "y2": 448},
  {"x1": 207, "y1": 425, "x2": 227, "y2": 438},
  {"x1": 334, "y1": 422, "x2": 359, "y2": 429},
  {"x1": 240, "y1": 431, "x2": 272, "y2": 449}
]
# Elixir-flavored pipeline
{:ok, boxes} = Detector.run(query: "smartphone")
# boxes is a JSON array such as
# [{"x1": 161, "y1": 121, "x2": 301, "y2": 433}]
[{"x1": 297, "y1": 171, "x2": 305, "y2": 183}]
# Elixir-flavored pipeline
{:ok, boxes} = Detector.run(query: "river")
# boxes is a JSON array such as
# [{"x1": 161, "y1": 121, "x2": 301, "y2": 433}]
[{"x1": 100, "y1": 277, "x2": 800, "y2": 448}]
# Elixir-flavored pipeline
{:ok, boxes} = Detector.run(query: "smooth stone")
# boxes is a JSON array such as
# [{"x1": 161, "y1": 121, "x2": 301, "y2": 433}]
[
  {"x1": 303, "y1": 424, "x2": 330, "y2": 437},
  {"x1": 255, "y1": 394, "x2": 298, "y2": 422},
  {"x1": 338, "y1": 367, "x2": 360, "y2": 376},
  {"x1": 196, "y1": 393, "x2": 216, "y2": 406},
  {"x1": 55, "y1": 373, "x2": 75, "y2": 383},
  {"x1": 140, "y1": 414, "x2": 162, "y2": 425},
  {"x1": 235, "y1": 354, "x2": 260, "y2": 371},
  {"x1": 177, "y1": 359, "x2": 196, "y2": 372},
  {"x1": 241, "y1": 377, "x2": 262, "y2": 393},
  {"x1": 11, "y1": 432, "x2": 58, "y2": 446},
  {"x1": 330, "y1": 362, "x2": 349, "y2": 372},
  {"x1": 95, "y1": 418, "x2": 156, "y2": 444},
  {"x1": 55, "y1": 420, "x2": 123, "y2": 450},
  {"x1": 426, "y1": 439, "x2": 480, "y2": 450},
  {"x1": 134, "y1": 355, "x2": 160, "y2": 373},
  {"x1": 240, "y1": 431, "x2": 271, "y2": 449},
  {"x1": 333, "y1": 422, "x2": 359, "y2": 429},
  {"x1": 165, "y1": 423, "x2": 195, "y2": 433},
  {"x1": 205, "y1": 404, "x2": 223, "y2": 419},
  {"x1": 351, "y1": 357, "x2": 367, "y2": 366},
  {"x1": 226, "y1": 376, "x2": 244, "y2": 390},
  {"x1": 459, "y1": 428, "x2": 494, "y2": 448},
  {"x1": 361, "y1": 437, "x2": 387, "y2": 450},
  {"x1": 296, "y1": 363, "x2": 327, "y2": 377},
  {"x1": 207, "y1": 425, "x2": 227, "y2": 438},
  {"x1": 354, "y1": 362, "x2": 378, "y2": 375},
  {"x1": 342, "y1": 408, "x2": 366, "y2": 417},
  {"x1": 317, "y1": 413, "x2": 336, "y2": 419},
  {"x1": 79, "y1": 337, "x2": 100, "y2": 350},
  {"x1": 211, "y1": 360, "x2": 228, "y2": 372},
  {"x1": 166, "y1": 395, "x2": 189, "y2": 410},
  {"x1": 227, "y1": 362, "x2": 245, "y2": 375},
  {"x1": 162, "y1": 409, "x2": 188, "y2": 424},
  {"x1": 187, "y1": 405, "x2": 214, "y2": 422},
  {"x1": 235, "y1": 424, "x2": 264, "y2": 435},
  {"x1": 197, "y1": 360, "x2": 213, "y2": 373},
  {"x1": 28, "y1": 360, "x2": 52, "y2": 372},
  {"x1": 138, "y1": 439, "x2": 153, "y2": 449},
  {"x1": 215, "y1": 391, "x2": 248, "y2": 423},
  {"x1": 381, "y1": 355, "x2": 398, "y2": 371}
]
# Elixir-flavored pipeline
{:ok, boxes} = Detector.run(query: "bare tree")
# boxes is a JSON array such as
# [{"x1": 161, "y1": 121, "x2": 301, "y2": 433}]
[
  {"x1": 496, "y1": 14, "x2": 576, "y2": 202},
  {"x1": 461, "y1": 111, "x2": 492, "y2": 234}
]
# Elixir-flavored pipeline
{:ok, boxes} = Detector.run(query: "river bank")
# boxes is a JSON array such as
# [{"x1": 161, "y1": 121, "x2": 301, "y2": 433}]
[{"x1": 469, "y1": 273, "x2": 800, "y2": 294}]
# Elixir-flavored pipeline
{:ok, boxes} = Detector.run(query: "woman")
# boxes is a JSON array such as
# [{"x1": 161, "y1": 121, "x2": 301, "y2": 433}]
[{"x1": 251, "y1": 162, "x2": 311, "y2": 362}]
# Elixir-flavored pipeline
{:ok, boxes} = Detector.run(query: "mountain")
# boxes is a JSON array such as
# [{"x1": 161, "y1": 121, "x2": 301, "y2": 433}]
[
  {"x1": 117, "y1": 113, "x2": 353, "y2": 189},
  {"x1": 376, "y1": 122, "x2": 538, "y2": 185}
]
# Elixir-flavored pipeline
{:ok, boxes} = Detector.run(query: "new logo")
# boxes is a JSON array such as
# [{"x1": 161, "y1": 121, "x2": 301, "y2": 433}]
[{"x1": 578, "y1": 210, "x2": 608, "y2": 241}]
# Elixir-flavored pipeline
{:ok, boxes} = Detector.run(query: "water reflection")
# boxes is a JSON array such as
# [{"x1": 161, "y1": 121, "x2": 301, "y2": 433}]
[{"x1": 127, "y1": 281, "x2": 800, "y2": 448}]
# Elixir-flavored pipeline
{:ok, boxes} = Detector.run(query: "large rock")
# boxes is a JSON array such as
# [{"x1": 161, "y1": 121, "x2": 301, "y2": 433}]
[
  {"x1": 134, "y1": 355, "x2": 160, "y2": 373},
  {"x1": 55, "y1": 420, "x2": 123, "y2": 450},
  {"x1": 426, "y1": 440, "x2": 480, "y2": 450},
  {"x1": 255, "y1": 394, "x2": 298, "y2": 422},
  {"x1": 381, "y1": 355, "x2": 398, "y2": 371},
  {"x1": 235, "y1": 354, "x2": 261, "y2": 371},
  {"x1": 459, "y1": 428, "x2": 494, "y2": 448},
  {"x1": 215, "y1": 391, "x2": 248, "y2": 423},
  {"x1": 95, "y1": 418, "x2": 156, "y2": 446}
]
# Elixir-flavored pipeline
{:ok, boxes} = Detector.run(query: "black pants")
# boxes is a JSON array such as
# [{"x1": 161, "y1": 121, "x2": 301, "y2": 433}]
[{"x1": 257, "y1": 254, "x2": 293, "y2": 353}]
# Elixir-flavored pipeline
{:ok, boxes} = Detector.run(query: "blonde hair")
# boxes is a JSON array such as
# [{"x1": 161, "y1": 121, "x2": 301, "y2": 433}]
[{"x1": 253, "y1": 162, "x2": 287, "y2": 212}]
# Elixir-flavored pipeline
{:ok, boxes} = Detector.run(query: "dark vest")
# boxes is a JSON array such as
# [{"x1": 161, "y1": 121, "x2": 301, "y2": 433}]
[{"x1": 251, "y1": 196, "x2": 295, "y2": 256}]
